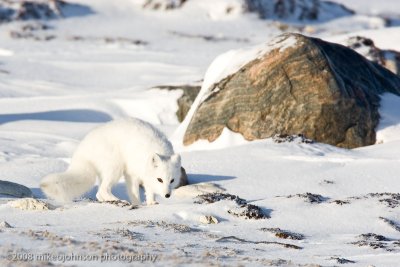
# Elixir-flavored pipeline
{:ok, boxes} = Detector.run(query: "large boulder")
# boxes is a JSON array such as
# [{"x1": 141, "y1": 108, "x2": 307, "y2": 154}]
[{"x1": 179, "y1": 33, "x2": 400, "y2": 149}]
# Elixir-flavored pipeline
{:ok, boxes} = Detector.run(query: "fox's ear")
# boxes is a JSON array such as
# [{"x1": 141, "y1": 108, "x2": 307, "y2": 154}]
[
  {"x1": 152, "y1": 153, "x2": 162, "y2": 168},
  {"x1": 171, "y1": 154, "x2": 181, "y2": 165}
]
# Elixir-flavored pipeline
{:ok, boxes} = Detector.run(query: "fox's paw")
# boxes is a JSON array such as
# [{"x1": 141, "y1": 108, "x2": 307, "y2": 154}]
[{"x1": 147, "y1": 201, "x2": 159, "y2": 206}]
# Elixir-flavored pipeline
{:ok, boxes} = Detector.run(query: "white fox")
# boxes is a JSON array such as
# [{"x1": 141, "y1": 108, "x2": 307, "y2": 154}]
[{"x1": 40, "y1": 118, "x2": 182, "y2": 205}]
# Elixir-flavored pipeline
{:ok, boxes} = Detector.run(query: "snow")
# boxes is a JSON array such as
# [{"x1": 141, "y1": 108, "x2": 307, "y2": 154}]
[
  {"x1": 0, "y1": 0, "x2": 400, "y2": 266},
  {"x1": 376, "y1": 93, "x2": 400, "y2": 144}
]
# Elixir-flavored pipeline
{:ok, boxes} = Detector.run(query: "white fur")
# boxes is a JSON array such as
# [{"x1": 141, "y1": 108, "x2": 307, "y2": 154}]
[{"x1": 40, "y1": 118, "x2": 182, "y2": 205}]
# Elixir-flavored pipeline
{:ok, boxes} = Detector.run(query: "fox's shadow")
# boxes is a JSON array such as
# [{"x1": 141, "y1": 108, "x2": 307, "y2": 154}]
[
  {"x1": 186, "y1": 173, "x2": 235, "y2": 184},
  {"x1": 30, "y1": 173, "x2": 236, "y2": 202}
]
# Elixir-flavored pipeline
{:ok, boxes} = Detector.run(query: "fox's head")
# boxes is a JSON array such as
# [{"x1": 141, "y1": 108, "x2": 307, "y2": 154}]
[{"x1": 146, "y1": 153, "x2": 181, "y2": 198}]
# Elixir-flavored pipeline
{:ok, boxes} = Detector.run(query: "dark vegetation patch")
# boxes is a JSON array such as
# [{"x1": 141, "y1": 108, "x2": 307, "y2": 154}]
[
  {"x1": 329, "y1": 257, "x2": 356, "y2": 264},
  {"x1": 379, "y1": 217, "x2": 400, "y2": 232},
  {"x1": 216, "y1": 236, "x2": 302, "y2": 250},
  {"x1": 285, "y1": 192, "x2": 328, "y2": 203},
  {"x1": 272, "y1": 133, "x2": 314, "y2": 144},
  {"x1": 170, "y1": 30, "x2": 249, "y2": 43},
  {"x1": 260, "y1": 228, "x2": 305, "y2": 240},
  {"x1": 126, "y1": 220, "x2": 200, "y2": 233},
  {"x1": 195, "y1": 192, "x2": 269, "y2": 219},
  {"x1": 351, "y1": 233, "x2": 400, "y2": 251}
]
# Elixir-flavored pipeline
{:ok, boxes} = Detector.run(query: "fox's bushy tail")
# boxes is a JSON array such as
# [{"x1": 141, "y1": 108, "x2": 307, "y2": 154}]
[{"x1": 40, "y1": 162, "x2": 96, "y2": 203}]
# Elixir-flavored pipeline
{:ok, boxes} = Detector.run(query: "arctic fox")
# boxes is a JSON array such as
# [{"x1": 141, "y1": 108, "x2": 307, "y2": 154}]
[{"x1": 40, "y1": 118, "x2": 182, "y2": 205}]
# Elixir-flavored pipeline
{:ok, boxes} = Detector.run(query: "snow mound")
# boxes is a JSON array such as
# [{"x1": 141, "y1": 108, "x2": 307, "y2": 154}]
[
  {"x1": 376, "y1": 93, "x2": 400, "y2": 143},
  {"x1": 8, "y1": 198, "x2": 54, "y2": 211},
  {"x1": 173, "y1": 182, "x2": 224, "y2": 198}
]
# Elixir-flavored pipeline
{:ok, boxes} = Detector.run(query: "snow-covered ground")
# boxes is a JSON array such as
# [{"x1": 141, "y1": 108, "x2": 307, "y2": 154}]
[{"x1": 1, "y1": 0, "x2": 400, "y2": 266}]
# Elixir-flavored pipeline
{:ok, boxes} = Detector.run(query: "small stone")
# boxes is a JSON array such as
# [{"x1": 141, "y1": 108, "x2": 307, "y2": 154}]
[{"x1": 199, "y1": 215, "x2": 219, "y2": 224}]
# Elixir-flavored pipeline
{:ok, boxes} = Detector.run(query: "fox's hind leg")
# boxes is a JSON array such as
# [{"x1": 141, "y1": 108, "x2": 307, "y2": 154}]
[{"x1": 96, "y1": 170, "x2": 121, "y2": 202}]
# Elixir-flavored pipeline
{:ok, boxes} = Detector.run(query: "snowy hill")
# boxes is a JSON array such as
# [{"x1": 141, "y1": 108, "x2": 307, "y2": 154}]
[{"x1": 0, "y1": 0, "x2": 400, "y2": 266}]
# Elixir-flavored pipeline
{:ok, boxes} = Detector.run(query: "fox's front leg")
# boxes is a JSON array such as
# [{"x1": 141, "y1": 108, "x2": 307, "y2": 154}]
[
  {"x1": 144, "y1": 187, "x2": 158, "y2": 205},
  {"x1": 125, "y1": 174, "x2": 141, "y2": 206}
]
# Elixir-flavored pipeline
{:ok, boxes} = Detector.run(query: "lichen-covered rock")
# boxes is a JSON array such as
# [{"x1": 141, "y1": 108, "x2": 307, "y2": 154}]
[
  {"x1": 0, "y1": 180, "x2": 33, "y2": 198},
  {"x1": 182, "y1": 33, "x2": 400, "y2": 149},
  {"x1": 347, "y1": 36, "x2": 400, "y2": 76}
]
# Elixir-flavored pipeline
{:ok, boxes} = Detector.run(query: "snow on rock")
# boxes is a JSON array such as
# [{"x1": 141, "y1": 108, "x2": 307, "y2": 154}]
[
  {"x1": 8, "y1": 198, "x2": 54, "y2": 211},
  {"x1": 347, "y1": 36, "x2": 400, "y2": 75}
]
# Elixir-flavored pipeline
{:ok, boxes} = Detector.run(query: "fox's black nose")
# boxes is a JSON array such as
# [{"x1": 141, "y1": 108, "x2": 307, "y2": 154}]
[{"x1": 165, "y1": 194, "x2": 170, "y2": 198}]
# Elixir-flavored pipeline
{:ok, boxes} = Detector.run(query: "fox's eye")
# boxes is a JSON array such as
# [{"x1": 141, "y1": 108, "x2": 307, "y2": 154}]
[
  {"x1": 170, "y1": 179, "x2": 175, "y2": 184},
  {"x1": 157, "y1": 178, "x2": 163, "y2": 183}
]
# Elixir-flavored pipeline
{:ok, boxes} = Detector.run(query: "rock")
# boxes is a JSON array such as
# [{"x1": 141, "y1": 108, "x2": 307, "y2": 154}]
[
  {"x1": 245, "y1": 0, "x2": 353, "y2": 22},
  {"x1": 0, "y1": 221, "x2": 13, "y2": 228},
  {"x1": 0, "y1": 180, "x2": 33, "y2": 198},
  {"x1": 347, "y1": 36, "x2": 400, "y2": 76},
  {"x1": 8, "y1": 198, "x2": 54, "y2": 210},
  {"x1": 177, "y1": 166, "x2": 188, "y2": 187},
  {"x1": 154, "y1": 85, "x2": 201, "y2": 122},
  {"x1": 227, "y1": 204, "x2": 267, "y2": 220},
  {"x1": 199, "y1": 215, "x2": 219, "y2": 224},
  {"x1": 182, "y1": 33, "x2": 400, "y2": 149},
  {"x1": 143, "y1": 0, "x2": 353, "y2": 23},
  {"x1": 0, "y1": 0, "x2": 92, "y2": 23}
]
